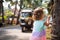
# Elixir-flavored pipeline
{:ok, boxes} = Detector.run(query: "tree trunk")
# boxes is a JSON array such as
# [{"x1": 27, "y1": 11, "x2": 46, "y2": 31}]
[
  {"x1": 51, "y1": 0, "x2": 60, "y2": 40},
  {"x1": 11, "y1": 0, "x2": 17, "y2": 24},
  {"x1": 2, "y1": 0, "x2": 4, "y2": 24},
  {"x1": 47, "y1": 0, "x2": 54, "y2": 14},
  {"x1": 16, "y1": 0, "x2": 23, "y2": 24},
  {"x1": 0, "y1": 1, "x2": 2, "y2": 15},
  {"x1": 16, "y1": 10, "x2": 20, "y2": 24},
  {"x1": 0, "y1": 0, "x2": 4, "y2": 25}
]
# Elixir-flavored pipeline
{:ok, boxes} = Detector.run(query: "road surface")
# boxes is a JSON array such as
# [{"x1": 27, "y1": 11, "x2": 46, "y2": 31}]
[{"x1": 0, "y1": 25, "x2": 32, "y2": 40}]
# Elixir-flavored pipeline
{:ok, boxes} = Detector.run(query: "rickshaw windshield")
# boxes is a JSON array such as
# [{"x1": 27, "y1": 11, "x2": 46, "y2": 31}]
[{"x1": 20, "y1": 12, "x2": 32, "y2": 17}]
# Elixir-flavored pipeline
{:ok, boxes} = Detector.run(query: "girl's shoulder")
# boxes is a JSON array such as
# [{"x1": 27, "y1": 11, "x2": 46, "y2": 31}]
[
  {"x1": 33, "y1": 20, "x2": 44, "y2": 25},
  {"x1": 34, "y1": 20, "x2": 44, "y2": 23}
]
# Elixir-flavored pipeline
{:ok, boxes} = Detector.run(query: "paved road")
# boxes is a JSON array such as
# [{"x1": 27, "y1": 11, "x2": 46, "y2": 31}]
[{"x1": 0, "y1": 25, "x2": 32, "y2": 40}]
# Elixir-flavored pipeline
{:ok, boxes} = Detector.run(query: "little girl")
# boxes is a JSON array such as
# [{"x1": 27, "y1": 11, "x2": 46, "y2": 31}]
[{"x1": 30, "y1": 7, "x2": 49, "y2": 40}]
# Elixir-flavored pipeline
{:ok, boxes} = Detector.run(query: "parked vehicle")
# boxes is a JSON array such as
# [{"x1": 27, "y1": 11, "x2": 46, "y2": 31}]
[{"x1": 19, "y1": 9, "x2": 33, "y2": 32}]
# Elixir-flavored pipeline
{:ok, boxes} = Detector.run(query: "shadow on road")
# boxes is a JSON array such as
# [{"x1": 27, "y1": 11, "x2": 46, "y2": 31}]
[
  {"x1": 0, "y1": 29, "x2": 18, "y2": 40},
  {"x1": 2, "y1": 25, "x2": 21, "y2": 30},
  {"x1": 0, "y1": 25, "x2": 32, "y2": 40},
  {"x1": 22, "y1": 30, "x2": 32, "y2": 33},
  {"x1": 0, "y1": 35, "x2": 18, "y2": 40}
]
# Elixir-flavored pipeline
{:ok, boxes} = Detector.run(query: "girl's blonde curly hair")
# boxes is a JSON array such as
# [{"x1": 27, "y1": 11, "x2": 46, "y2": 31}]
[{"x1": 33, "y1": 7, "x2": 44, "y2": 20}]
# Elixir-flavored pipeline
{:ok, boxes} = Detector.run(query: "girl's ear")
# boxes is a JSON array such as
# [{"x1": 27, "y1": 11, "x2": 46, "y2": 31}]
[{"x1": 32, "y1": 15, "x2": 35, "y2": 21}]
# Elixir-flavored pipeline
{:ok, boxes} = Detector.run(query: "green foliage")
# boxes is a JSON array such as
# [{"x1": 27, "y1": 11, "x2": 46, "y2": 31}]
[
  {"x1": 23, "y1": 0, "x2": 42, "y2": 9},
  {"x1": 5, "y1": 10, "x2": 13, "y2": 16},
  {"x1": 4, "y1": 16, "x2": 7, "y2": 20},
  {"x1": 0, "y1": 9, "x2": 13, "y2": 20},
  {"x1": 42, "y1": 3, "x2": 48, "y2": 8},
  {"x1": 0, "y1": 16, "x2": 2, "y2": 20},
  {"x1": 5, "y1": 0, "x2": 42, "y2": 9},
  {"x1": 5, "y1": 0, "x2": 15, "y2": 6},
  {"x1": 5, "y1": 0, "x2": 49, "y2": 9},
  {"x1": 0, "y1": 16, "x2": 7, "y2": 20},
  {"x1": 10, "y1": 2, "x2": 15, "y2": 6},
  {"x1": 5, "y1": 0, "x2": 12, "y2": 2}
]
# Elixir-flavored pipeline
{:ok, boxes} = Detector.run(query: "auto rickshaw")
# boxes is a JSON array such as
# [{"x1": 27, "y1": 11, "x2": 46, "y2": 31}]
[{"x1": 19, "y1": 9, "x2": 33, "y2": 32}]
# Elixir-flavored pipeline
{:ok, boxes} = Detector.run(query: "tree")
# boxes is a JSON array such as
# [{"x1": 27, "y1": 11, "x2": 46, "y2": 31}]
[
  {"x1": 33, "y1": 0, "x2": 42, "y2": 8},
  {"x1": 11, "y1": 0, "x2": 18, "y2": 24},
  {"x1": 22, "y1": 0, "x2": 42, "y2": 9},
  {"x1": 22, "y1": 0, "x2": 32, "y2": 8},
  {"x1": 5, "y1": 0, "x2": 18, "y2": 24},
  {"x1": 5, "y1": 0, "x2": 14, "y2": 6},
  {"x1": 51, "y1": 0, "x2": 60, "y2": 40},
  {"x1": 0, "y1": 0, "x2": 4, "y2": 25},
  {"x1": 16, "y1": 0, "x2": 23, "y2": 24},
  {"x1": 47, "y1": 0, "x2": 54, "y2": 14}
]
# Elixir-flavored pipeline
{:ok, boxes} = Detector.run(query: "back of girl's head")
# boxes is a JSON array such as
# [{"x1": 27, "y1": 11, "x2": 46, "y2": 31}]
[{"x1": 33, "y1": 7, "x2": 44, "y2": 20}]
